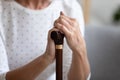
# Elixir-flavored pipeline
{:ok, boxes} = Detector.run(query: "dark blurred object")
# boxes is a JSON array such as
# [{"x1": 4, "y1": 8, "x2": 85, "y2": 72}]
[
  {"x1": 51, "y1": 31, "x2": 64, "y2": 45},
  {"x1": 113, "y1": 6, "x2": 120, "y2": 23}
]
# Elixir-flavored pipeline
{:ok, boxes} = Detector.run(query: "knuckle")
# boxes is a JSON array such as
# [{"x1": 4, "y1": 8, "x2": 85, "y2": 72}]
[
  {"x1": 48, "y1": 28, "x2": 55, "y2": 34},
  {"x1": 72, "y1": 27, "x2": 76, "y2": 32},
  {"x1": 72, "y1": 18, "x2": 78, "y2": 23},
  {"x1": 54, "y1": 20, "x2": 57, "y2": 26},
  {"x1": 54, "y1": 19, "x2": 58, "y2": 23},
  {"x1": 72, "y1": 18, "x2": 77, "y2": 22},
  {"x1": 60, "y1": 25, "x2": 64, "y2": 30},
  {"x1": 67, "y1": 32, "x2": 73, "y2": 39},
  {"x1": 48, "y1": 30, "x2": 52, "y2": 35},
  {"x1": 73, "y1": 21, "x2": 78, "y2": 26},
  {"x1": 70, "y1": 19, "x2": 77, "y2": 26},
  {"x1": 59, "y1": 17, "x2": 63, "y2": 23}
]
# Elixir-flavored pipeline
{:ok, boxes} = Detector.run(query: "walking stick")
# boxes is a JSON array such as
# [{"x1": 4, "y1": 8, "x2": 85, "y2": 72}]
[{"x1": 51, "y1": 31, "x2": 64, "y2": 80}]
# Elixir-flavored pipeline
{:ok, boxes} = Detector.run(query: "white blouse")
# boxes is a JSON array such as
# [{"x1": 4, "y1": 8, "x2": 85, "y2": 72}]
[{"x1": 0, "y1": 0, "x2": 87, "y2": 80}]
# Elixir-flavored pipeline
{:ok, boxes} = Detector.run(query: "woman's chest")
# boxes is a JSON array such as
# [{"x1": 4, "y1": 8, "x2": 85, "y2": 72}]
[{"x1": 2, "y1": 12, "x2": 55, "y2": 69}]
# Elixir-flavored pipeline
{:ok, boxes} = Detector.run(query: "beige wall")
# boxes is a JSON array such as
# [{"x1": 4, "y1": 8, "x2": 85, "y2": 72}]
[
  {"x1": 78, "y1": 0, "x2": 120, "y2": 25},
  {"x1": 90, "y1": 0, "x2": 120, "y2": 25}
]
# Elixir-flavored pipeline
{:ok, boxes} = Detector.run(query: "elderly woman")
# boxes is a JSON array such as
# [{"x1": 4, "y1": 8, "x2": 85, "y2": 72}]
[{"x1": 0, "y1": 0, "x2": 90, "y2": 80}]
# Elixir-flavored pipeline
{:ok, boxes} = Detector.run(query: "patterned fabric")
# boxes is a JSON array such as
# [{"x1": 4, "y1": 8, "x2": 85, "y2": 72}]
[
  {"x1": 0, "y1": 0, "x2": 87, "y2": 80},
  {"x1": 0, "y1": 34, "x2": 9, "y2": 80}
]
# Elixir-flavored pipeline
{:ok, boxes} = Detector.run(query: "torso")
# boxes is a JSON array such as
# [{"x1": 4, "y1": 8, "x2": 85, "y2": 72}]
[
  {"x1": 1, "y1": 0, "x2": 72, "y2": 80},
  {"x1": 2, "y1": 0, "x2": 56, "y2": 69}
]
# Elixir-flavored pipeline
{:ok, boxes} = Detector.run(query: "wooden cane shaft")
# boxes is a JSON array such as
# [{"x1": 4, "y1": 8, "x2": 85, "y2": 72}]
[{"x1": 55, "y1": 47, "x2": 63, "y2": 80}]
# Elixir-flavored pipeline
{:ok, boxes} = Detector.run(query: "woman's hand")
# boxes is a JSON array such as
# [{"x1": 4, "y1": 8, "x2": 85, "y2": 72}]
[
  {"x1": 54, "y1": 12, "x2": 86, "y2": 56},
  {"x1": 54, "y1": 12, "x2": 90, "y2": 80},
  {"x1": 44, "y1": 28, "x2": 59, "y2": 64}
]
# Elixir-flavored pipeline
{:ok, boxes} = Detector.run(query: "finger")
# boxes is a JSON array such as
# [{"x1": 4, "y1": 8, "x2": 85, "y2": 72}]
[
  {"x1": 54, "y1": 20, "x2": 64, "y2": 33},
  {"x1": 54, "y1": 17, "x2": 72, "y2": 31},
  {"x1": 54, "y1": 12, "x2": 74, "y2": 28},
  {"x1": 54, "y1": 19, "x2": 59, "y2": 27},
  {"x1": 54, "y1": 23, "x2": 70, "y2": 37},
  {"x1": 48, "y1": 28, "x2": 59, "y2": 40},
  {"x1": 60, "y1": 15, "x2": 74, "y2": 26},
  {"x1": 61, "y1": 15, "x2": 79, "y2": 30},
  {"x1": 58, "y1": 16, "x2": 72, "y2": 30}
]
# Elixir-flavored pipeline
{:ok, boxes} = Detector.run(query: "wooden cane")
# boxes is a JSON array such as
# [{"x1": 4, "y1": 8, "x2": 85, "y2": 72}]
[{"x1": 51, "y1": 31, "x2": 64, "y2": 80}]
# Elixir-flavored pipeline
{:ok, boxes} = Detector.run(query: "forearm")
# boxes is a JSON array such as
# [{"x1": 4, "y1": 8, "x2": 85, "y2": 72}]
[
  {"x1": 68, "y1": 50, "x2": 90, "y2": 80},
  {"x1": 53, "y1": 11, "x2": 90, "y2": 80},
  {"x1": 6, "y1": 53, "x2": 51, "y2": 80}
]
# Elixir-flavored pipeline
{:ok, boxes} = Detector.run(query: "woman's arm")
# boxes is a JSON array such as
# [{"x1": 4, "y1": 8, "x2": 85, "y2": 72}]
[
  {"x1": 5, "y1": 29, "x2": 56, "y2": 80},
  {"x1": 54, "y1": 12, "x2": 90, "y2": 80},
  {"x1": 6, "y1": 53, "x2": 51, "y2": 80},
  {"x1": 68, "y1": 39, "x2": 90, "y2": 80},
  {"x1": 0, "y1": 29, "x2": 56, "y2": 80},
  {"x1": 0, "y1": 1, "x2": 56, "y2": 79},
  {"x1": 0, "y1": 26, "x2": 53, "y2": 80},
  {"x1": 66, "y1": 1, "x2": 91, "y2": 79}
]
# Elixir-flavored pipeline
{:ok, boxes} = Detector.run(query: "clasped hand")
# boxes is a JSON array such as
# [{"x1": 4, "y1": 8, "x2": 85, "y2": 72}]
[{"x1": 45, "y1": 12, "x2": 86, "y2": 63}]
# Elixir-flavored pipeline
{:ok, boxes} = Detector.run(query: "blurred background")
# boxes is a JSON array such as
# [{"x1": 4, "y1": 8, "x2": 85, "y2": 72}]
[
  {"x1": 78, "y1": 0, "x2": 120, "y2": 26},
  {"x1": 77, "y1": 0, "x2": 120, "y2": 80}
]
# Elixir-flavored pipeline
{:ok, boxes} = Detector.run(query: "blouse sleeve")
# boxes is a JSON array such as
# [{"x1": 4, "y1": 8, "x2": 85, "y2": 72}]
[{"x1": 0, "y1": 0, "x2": 10, "y2": 80}]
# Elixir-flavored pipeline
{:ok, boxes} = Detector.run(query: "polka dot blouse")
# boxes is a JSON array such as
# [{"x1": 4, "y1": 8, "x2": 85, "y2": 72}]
[{"x1": 0, "y1": 0, "x2": 87, "y2": 80}]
